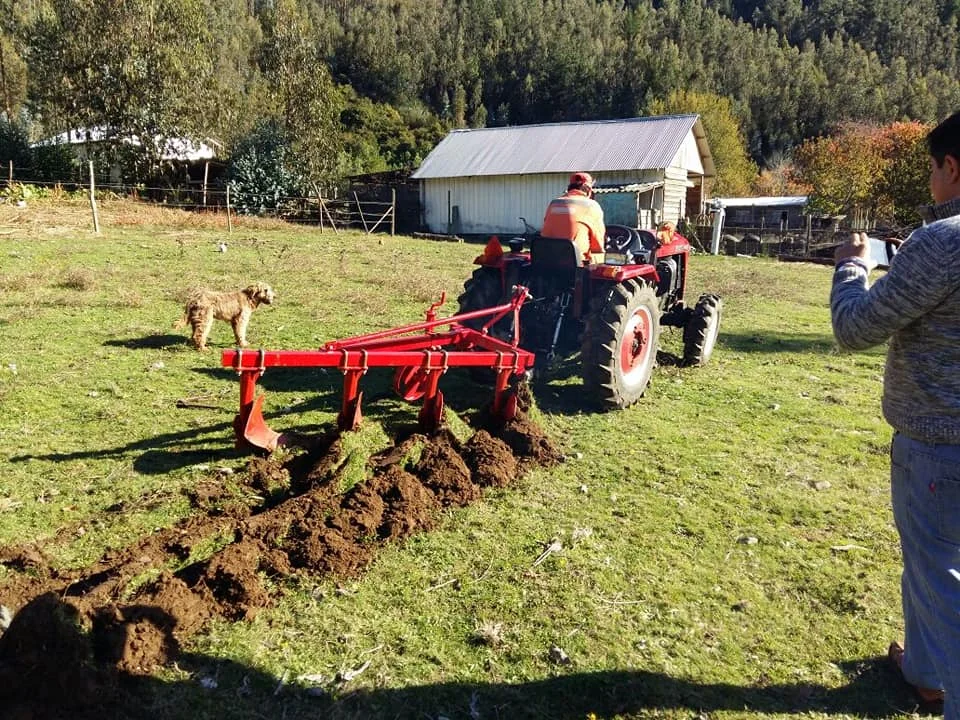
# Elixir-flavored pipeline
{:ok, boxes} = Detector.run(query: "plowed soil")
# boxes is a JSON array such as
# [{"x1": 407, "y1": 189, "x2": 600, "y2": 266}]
[{"x1": 0, "y1": 410, "x2": 560, "y2": 719}]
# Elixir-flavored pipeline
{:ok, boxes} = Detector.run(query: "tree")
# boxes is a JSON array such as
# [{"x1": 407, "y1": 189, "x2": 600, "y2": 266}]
[
  {"x1": 793, "y1": 121, "x2": 931, "y2": 228},
  {"x1": 203, "y1": 0, "x2": 271, "y2": 148},
  {"x1": 648, "y1": 89, "x2": 757, "y2": 196},
  {"x1": 0, "y1": 0, "x2": 32, "y2": 121},
  {"x1": 874, "y1": 121, "x2": 933, "y2": 226},
  {"x1": 24, "y1": 0, "x2": 214, "y2": 178},
  {"x1": 0, "y1": 117, "x2": 30, "y2": 167},
  {"x1": 257, "y1": 0, "x2": 342, "y2": 185},
  {"x1": 337, "y1": 87, "x2": 424, "y2": 176},
  {"x1": 794, "y1": 123, "x2": 886, "y2": 225},
  {"x1": 752, "y1": 155, "x2": 811, "y2": 197}
]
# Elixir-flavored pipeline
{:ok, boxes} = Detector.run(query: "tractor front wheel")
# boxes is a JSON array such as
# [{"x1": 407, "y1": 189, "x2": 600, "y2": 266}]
[
  {"x1": 582, "y1": 280, "x2": 661, "y2": 410},
  {"x1": 682, "y1": 294, "x2": 722, "y2": 366}
]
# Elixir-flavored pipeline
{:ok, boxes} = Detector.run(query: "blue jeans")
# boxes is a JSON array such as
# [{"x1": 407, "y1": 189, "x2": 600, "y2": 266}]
[{"x1": 891, "y1": 432, "x2": 960, "y2": 718}]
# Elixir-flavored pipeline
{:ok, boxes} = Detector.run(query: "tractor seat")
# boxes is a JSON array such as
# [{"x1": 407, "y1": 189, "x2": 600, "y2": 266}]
[
  {"x1": 530, "y1": 236, "x2": 582, "y2": 270},
  {"x1": 529, "y1": 236, "x2": 582, "y2": 289}
]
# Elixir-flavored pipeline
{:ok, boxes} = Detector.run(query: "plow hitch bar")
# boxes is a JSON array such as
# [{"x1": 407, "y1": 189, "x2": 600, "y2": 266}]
[{"x1": 221, "y1": 286, "x2": 535, "y2": 452}]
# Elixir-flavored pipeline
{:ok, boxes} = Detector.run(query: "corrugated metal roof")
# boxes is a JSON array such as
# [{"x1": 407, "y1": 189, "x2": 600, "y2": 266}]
[
  {"x1": 594, "y1": 181, "x2": 664, "y2": 194},
  {"x1": 717, "y1": 195, "x2": 808, "y2": 207},
  {"x1": 412, "y1": 115, "x2": 714, "y2": 180}
]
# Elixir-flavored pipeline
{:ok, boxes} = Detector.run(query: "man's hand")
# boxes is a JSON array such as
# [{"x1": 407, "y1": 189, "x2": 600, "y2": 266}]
[{"x1": 834, "y1": 232, "x2": 870, "y2": 262}]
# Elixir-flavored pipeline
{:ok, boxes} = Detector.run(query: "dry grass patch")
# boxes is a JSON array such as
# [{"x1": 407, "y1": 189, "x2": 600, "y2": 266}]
[
  {"x1": 0, "y1": 274, "x2": 30, "y2": 292},
  {"x1": 58, "y1": 268, "x2": 97, "y2": 291}
]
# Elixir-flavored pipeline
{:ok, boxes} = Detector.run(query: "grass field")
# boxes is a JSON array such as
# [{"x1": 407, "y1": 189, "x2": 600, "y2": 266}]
[{"x1": 0, "y1": 197, "x2": 915, "y2": 719}]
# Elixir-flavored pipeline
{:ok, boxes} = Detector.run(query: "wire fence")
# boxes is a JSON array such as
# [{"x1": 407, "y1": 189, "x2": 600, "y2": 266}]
[
  {"x1": 3, "y1": 162, "x2": 400, "y2": 235},
  {"x1": 686, "y1": 215, "x2": 855, "y2": 260},
  {"x1": 6, "y1": 160, "x2": 900, "y2": 257}
]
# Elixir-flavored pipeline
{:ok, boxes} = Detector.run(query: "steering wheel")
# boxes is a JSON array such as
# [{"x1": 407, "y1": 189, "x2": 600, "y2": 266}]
[{"x1": 605, "y1": 224, "x2": 640, "y2": 253}]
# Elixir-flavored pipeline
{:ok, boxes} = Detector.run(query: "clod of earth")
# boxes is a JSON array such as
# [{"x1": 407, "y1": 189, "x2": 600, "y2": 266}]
[{"x1": 0, "y1": 410, "x2": 560, "y2": 717}]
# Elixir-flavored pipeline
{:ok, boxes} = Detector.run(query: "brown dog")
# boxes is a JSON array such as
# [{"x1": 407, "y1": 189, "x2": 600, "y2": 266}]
[{"x1": 174, "y1": 282, "x2": 276, "y2": 350}]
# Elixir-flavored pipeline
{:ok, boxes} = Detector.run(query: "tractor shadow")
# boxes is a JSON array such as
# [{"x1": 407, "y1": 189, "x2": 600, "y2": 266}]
[
  {"x1": 527, "y1": 352, "x2": 688, "y2": 417},
  {"x1": 0, "y1": 593, "x2": 922, "y2": 720},
  {"x1": 720, "y1": 330, "x2": 843, "y2": 355}
]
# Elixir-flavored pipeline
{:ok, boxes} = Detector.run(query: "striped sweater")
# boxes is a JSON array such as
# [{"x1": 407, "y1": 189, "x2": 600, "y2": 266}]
[{"x1": 831, "y1": 197, "x2": 960, "y2": 444}]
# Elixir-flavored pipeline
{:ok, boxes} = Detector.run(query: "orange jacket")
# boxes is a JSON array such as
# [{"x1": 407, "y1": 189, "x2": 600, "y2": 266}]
[{"x1": 541, "y1": 189, "x2": 606, "y2": 262}]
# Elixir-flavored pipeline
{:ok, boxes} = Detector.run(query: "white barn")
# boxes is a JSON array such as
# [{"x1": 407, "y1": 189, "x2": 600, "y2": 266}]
[{"x1": 411, "y1": 114, "x2": 715, "y2": 236}]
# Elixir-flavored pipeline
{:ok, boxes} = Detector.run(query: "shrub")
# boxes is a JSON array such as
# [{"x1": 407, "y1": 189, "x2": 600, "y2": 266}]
[
  {"x1": 0, "y1": 119, "x2": 32, "y2": 174},
  {"x1": 228, "y1": 120, "x2": 304, "y2": 215},
  {"x1": 31, "y1": 144, "x2": 78, "y2": 184}
]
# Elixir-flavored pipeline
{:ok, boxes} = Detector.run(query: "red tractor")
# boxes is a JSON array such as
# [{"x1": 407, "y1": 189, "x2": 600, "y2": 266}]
[
  {"x1": 219, "y1": 222, "x2": 721, "y2": 453},
  {"x1": 457, "y1": 224, "x2": 722, "y2": 409}
]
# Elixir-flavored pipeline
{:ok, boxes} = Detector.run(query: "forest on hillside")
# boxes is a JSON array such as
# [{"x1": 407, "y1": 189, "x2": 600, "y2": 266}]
[{"x1": 0, "y1": 0, "x2": 957, "y2": 197}]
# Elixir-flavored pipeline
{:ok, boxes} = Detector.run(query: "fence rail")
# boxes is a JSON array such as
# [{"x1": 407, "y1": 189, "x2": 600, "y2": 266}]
[
  {"x1": 3, "y1": 164, "x2": 398, "y2": 235},
  {"x1": 7, "y1": 161, "x2": 905, "y2": 256}
]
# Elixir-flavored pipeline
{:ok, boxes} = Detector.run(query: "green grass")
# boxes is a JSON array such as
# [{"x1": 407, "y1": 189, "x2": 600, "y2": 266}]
[{"x1": 0, "y1": 198, "x2": 912, "y2": 719}]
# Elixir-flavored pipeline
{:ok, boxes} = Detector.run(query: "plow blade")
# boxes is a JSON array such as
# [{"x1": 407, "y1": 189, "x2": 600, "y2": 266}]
[{"x1": 235, "y1": 393, "x2": 283, "y2": 452}]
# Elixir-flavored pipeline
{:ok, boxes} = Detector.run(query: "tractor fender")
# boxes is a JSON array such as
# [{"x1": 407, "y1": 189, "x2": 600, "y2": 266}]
[
  {"x1": 587, "y1": 264, "x2": 659, "y2": 284},
  {"x1": 656, "y1": 233, "x2": 691, "y2": 256}
]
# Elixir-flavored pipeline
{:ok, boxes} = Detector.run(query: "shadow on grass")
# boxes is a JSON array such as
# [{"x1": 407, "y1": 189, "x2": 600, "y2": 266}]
[
  {"x1": 721, "y1": 330, "x2": 838, "y2": 355},
  {"x1": 7, "y1": 418, "x2": 242, "y2": 474},
  {"x1": 525, "y1": 352, "x2": 692, "y2": 418},
  {"x1": 327, "y1": 660, "x2": 914, "y2": 719},
  {"x1": 1, "y1": 593, "x2": 918, "y2": 720},
  {"x1": 104, "y1": 333, "x2": 189, "y2": 350},
  {"x1": 5, "y1": 367, "x2": 518, "y2": 474},
  {"x1": 108, "y1": 664, "x2": 948, "y2": 719}
]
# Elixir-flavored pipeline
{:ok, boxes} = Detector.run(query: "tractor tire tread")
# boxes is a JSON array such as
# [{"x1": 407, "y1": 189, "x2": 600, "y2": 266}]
[
  {"x1": 682, "y1": 293, "x2": 722, "y2": 367},
  {"x1": 581, "y1": 281, "x2": 661, "y2": 410}
]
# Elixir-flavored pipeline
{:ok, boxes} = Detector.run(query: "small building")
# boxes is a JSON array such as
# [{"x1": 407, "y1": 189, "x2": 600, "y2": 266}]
[
  {"x1": 411, "y1": 115, "x2": 715, "y2": 237},
  {"x1": 33, "y1": 126, "x2": 222, "y2": 186},
  {"x1": 347, "y1": 169, "x2": 420, "y2": 233},
  {"x1": 714, "y1": 195, "x2": 809, "y2": 232}
]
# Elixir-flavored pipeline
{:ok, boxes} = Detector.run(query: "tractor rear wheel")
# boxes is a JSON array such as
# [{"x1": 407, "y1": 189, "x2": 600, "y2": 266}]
[
  {"x1": 458, "y1": 267, "x2": 509, "y2": 383},
  {"x1": 457, "y1": 267, "x2": 505, "y2": 329},
  {"x1": 682, "y1": 294, "x2": 722, "y2": 366},
  {"x1": 582, "y1": 280, "x2": 661, "y2": 410}
]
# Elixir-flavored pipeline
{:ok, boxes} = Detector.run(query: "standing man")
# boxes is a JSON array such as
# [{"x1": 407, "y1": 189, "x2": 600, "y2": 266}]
[
  {"x1": 541, "y1": 172, "x2": 606, "y2": 264},
  {"x1": 831, "y1": 110, "x2": 960, "y2": 716}
]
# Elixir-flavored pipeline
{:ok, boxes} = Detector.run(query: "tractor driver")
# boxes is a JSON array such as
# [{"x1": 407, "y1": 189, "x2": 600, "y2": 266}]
[{"x1": 541, "y1": 172, "x2": 606, "y2": 264}]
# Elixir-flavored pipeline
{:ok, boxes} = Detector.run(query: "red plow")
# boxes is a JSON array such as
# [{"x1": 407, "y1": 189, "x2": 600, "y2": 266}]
[{"x1": 222, "y1": 287, "x2": 535, "y2": 452}]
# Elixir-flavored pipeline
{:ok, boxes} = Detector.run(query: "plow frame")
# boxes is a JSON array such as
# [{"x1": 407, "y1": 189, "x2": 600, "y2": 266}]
[{"x1": 221, "y1": 287, "x2": 535, "y2": 452}]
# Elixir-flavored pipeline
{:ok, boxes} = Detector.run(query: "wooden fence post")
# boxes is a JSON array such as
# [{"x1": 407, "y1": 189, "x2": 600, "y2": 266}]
[
  {"x1": 202, "y1": 161, "x2": 209, "y2": 207},
  {"x1": 391, "y1": 189, "x2": 396, "y2": 236},
  {"x1": 354, "y1": 192, "x2": 369, "y2": 233},
  {"x1": 314, "y1": 184, "x2": 339, "y2": 234},
  {"x1": 88, "y1": 161, "x2": 100, "y2": 234},
  {"x1": 320, "y1": 196, "x2": 340, "y2": 234},
  {"x1": 226, "y1": 184, "x2": 233, "y2": 233},
  {"x1": 7, "y1": 160, "x2": 11, "y2": 187}
]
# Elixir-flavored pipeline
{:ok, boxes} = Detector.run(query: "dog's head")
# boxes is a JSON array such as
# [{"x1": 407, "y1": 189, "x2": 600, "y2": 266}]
[{"x1": 243, "y1": 282, "x2": 276, "y2": 306}]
